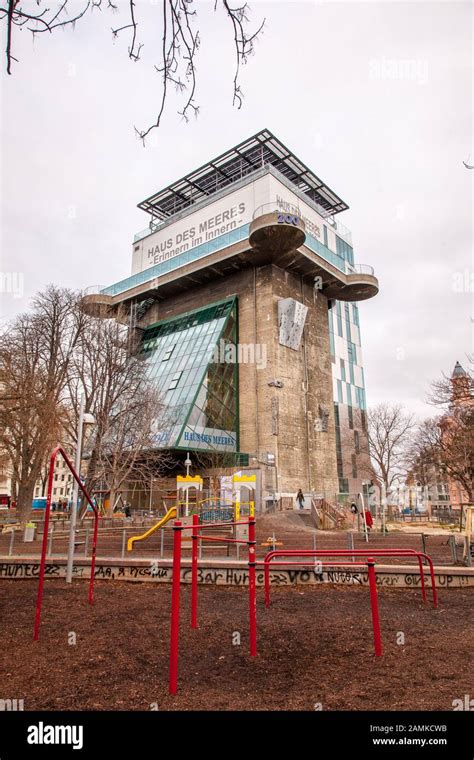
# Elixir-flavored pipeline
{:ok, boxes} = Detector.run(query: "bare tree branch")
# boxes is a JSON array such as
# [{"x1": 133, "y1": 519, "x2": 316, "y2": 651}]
[{"x1": 1, "y1": 1, "x2": 264, "y2": 139}]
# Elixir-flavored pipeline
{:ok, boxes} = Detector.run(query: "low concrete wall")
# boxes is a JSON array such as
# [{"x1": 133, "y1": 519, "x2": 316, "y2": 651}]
[{"x1": 0, "y1": 556, "x2": 473, "y2": 588}]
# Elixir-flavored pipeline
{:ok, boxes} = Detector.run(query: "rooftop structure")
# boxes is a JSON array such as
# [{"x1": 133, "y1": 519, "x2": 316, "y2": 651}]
[{"x1": 137, "y1": 129, "x2": 349, "y2": 226}]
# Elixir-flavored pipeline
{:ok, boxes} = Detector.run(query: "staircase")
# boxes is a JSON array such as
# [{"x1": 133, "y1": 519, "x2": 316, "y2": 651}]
[{"x1": 311, "y1": 498, "x2": 349, "y2": 530}]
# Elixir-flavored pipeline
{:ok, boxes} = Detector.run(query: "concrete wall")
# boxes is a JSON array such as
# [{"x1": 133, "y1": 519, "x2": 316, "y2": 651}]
[{"x1": 2, "y1": 557, "x2": 472, "y2": 589}]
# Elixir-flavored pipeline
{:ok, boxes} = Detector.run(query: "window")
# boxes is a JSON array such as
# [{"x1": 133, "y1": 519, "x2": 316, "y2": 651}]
[
  {"x1": 168, "y1": 371, "x2": 183, "y2": 391},
  {"x1": 348, "y1": 405, "x2": 353, "y2": 429},
  {"x1": 323, "y1": 225, "x2": 328, "y2": 247},
  {"x1": 361, "y1": 410, "x2": 367, "y2": 433},
  {"x1": 352, "y1": 304, "x2": 359, "y2": 327},
  {"x1": 346, "y1": 383, "x2": 352, "y2": 406},
  {"x1": 340, "y1": 358, "x2": 346, "y2": 382},
  {"x1": 354, "y1": 430, "x2": 360, "y2": 453},
  {"x1": 347, "y1": 341, "x2": 357, "y2": 364},
  {"x1": 162, "y1": 344, "x2": 176, "y2": 362},
  {"x1": 339, "y1": 478, "x2": 349, "y2": 494},
  {"x1": 337, "y1": 380, "x2": 343, "y2": 403},
  {"x1": 351, "y1": 454, "x2": 358, "y2": 479}
]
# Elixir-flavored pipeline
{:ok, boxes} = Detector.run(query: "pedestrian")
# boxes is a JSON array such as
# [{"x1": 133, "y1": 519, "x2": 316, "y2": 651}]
[
  {"x1": 364, "y1": 509, "x2": 373, "y2": 532},
  {"x1": 124, "y1": 503, "x2": 132, "y2": 518},
  {"x1": 296, "y1": 488, "x2": 305, "y2": 510}
]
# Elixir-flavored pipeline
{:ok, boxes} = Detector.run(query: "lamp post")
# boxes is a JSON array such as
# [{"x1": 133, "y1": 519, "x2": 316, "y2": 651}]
[
  {"x1": 184, "y1": 453, "x2": 191, "y2": 516},
  {"x1": 66, "y1": 396, "x2": 96, "y2": 584}
]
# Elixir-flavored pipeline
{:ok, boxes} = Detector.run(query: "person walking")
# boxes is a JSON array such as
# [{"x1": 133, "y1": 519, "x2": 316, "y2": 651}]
[
  {"x1": 296, "y1": 488, "x2": 305, "y2": 510},
  {"x1": 364, "y1": 509, "x2": 373, "y2": 532}
]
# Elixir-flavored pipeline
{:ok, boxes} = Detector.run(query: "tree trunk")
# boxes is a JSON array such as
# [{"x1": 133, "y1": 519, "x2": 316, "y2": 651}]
[
  {"x1": 107, "y1": 488, "x2": 116, "y2": 518},
  {"x1": 16, "y1": 479, "x2": 36, "y2": 523}
]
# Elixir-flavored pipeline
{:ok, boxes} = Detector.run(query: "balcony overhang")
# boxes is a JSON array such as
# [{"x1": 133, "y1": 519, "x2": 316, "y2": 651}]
[{"x1": 83, "y1": 215, "x2": 378, "y2": 318}]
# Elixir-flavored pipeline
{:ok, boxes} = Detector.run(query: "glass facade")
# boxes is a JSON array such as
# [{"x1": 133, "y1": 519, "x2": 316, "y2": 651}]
[
  {"x1": 141, "y1": 298, "x2": 239, "y2": 452},
  {"x1": 328, "y1": 300, "x2": 366, "y2": 411}
]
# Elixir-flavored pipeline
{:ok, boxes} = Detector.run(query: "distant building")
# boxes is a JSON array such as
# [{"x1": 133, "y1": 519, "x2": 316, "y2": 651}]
[{"x1": 442, "y1": 361, "x2": 474, "y2": 508}]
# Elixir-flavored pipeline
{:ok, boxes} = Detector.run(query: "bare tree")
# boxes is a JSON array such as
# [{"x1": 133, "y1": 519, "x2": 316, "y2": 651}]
[
  {"x1": 0, "y1": 286, "x2": 84, "y2": 520},
  {"x1": 365, "y1": 403, "x2": 416, "y2": 498},
  {"x1": 1, "y1": 0, "x2": 265, "y2": 140},
  {"x1": 410, "y1": 413, "x2": 473, "y2": 504},
  {"x1": 88, "y1": 384, "x2": 171, "y2": 516},
  {"x1": 66, "y1": 314, "x2": 172, "y2": 515}
]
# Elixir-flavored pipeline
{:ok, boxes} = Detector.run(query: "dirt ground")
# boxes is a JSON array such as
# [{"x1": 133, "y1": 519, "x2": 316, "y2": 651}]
[{"x1": 1, "y1": 580, "x2": 472, "y2": 711}]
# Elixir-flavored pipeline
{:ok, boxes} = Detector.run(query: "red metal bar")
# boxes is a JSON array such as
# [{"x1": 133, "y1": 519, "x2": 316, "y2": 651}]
[
  {"x1": 248, "y1": 516, "x2": 257, "y2": 657},
  {"x1": 367, "y1": 558, "x2": 382, "y2": 656},
  {"x1": 169, "y1": 520, "x2": 182, "y2": 695},
  {"x1": 191, "y1": 513, "x2": 199, "y2": 629},
  {"x1": 193, "y1": 534, "x2": 249, "y2": 544},
  {"x1": 262, "y1": 549, "x2": 437, "y2": 608},
  {"x1": 178, "y1": 520, "x2": 253, "y2": 530},
  {"x1": 263, "y1": 561, "x2": 367, "y2": 566},
  {"x1": 33, "y1": 445, "x2": 99, "y2": 641},
  {"x1": 417, "y1": 554, "x2": 426, "y2": 603},
  {"x1": 33, "y1": 451, "x2": 55, "y2": 640}
]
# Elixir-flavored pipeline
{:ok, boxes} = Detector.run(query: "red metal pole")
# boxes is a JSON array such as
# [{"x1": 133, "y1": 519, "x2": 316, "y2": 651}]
[
  {"x1": 191, "y1": 513, "x2": 199, "y2": 629},
  {"x1": 34, "y1": 448, "x2": 58, "y2": 640},
  {"x1": 248, "y1": 515, "x2": 257, "y2": 657},
  {"x1": 367, "y1": 558, "x2": 382, "y2": 657},
  {"x1": 169, "y1": 520, "x2": 182, "y2": 695},
  {"x1": 264, "y1": 555, "x2": 271, "y2": 609},
  {"x1": 427, "y1": 556, "x2": 438, "y2": 609},
  {"x1": 417, "y1": 555, "x2": 427, "y2": 603},
  {"x1": 88, "y1": 510, "x2": 99, "y2": 605}
]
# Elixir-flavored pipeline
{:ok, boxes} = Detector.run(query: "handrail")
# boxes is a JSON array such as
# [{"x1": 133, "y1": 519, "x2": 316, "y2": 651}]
[
  {"x1": 33, "y1": 445, "x2": 100, "y2": 640},
  {"x1": 262, "y1": 549, "x2": 438, "y2": 609},
  {"x1": 252, "y1": 202, "x2": 302, "y2": 219}
]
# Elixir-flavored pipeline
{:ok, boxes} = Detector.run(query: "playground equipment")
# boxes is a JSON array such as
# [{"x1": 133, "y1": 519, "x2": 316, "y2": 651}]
[
  {"x1": 260, "y1": 553, "x2": 383, "y2": 657},
  {"x1": 168, "y1": 515, "x2": 257, "y2": 695},
  {"x1": 177, "y1": 474, "x2": 203, "y2": 517},
  {"x1": 127, "y1": 506, "x2": 176, "y2": 552},
  {"x1": 263, "y1": 549, "x2": 438, "y2": 609},
  {"x1": 233, "y1": 473, "x2": 256, "y2": 520},
  {"x1": 127, "y1": 469, "x2": 255, "y2": 550},
  {"x1": 33, "y1": 446, "x2": 100, "y2": 641}
]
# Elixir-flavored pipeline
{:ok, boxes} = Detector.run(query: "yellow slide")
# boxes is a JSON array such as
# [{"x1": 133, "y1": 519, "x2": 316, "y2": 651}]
[{"x1": 127, "y1": 506, "x2": 177, "y2": 551}]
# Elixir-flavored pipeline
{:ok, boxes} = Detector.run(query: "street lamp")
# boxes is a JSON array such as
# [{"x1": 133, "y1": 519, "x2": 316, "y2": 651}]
[
  {"x1": 184, "y1": 453, "x2": 192, "y2": 516},
  {"x1": 66, "y1": 396, "x2": 96, "y2": 584}
]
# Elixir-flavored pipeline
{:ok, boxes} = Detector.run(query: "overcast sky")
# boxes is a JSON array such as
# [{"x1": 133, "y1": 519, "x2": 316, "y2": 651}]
[{"x1": 1, "y1": 0, "x2": 472, "y2": 417}]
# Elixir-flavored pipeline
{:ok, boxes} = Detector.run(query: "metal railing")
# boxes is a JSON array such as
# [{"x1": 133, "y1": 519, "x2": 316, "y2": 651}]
[
  {"x1": 345, "y1": 263, "x2": 375, "y2": 276},
  {"x1": 252, "y1": 202, "x2": 302, "y2": 219}
]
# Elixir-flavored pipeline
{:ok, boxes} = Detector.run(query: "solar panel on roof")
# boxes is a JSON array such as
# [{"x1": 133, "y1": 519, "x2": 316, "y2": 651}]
[{"x1": 137, "y1": 129, "x2": 348, "y2": 220}]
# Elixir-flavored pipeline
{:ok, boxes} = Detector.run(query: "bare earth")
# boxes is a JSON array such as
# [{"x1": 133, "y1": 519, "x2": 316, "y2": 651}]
[{"x1": 1, "y1": 580, "x2": 472, "y2": 711}]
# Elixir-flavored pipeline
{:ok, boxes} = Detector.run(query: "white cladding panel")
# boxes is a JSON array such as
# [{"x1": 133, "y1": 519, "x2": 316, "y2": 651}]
[
  {"x1": 278, "y1": 298, "x2": 309, "y2": 351},
  {"x1": 131, "y1": 171, "x2": 335, "y2": 276},
  {"x1": 131, "y1": 174, "x2": 271, "y2": 275}
]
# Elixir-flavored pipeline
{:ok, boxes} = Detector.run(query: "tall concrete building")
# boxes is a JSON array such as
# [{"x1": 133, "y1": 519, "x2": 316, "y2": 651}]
[{"x1": 83, "y1": 130, "x2": 379, "y2": 505}]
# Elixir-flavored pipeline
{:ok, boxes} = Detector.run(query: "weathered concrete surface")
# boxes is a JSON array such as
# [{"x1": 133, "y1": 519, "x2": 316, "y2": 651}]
[
  {"x1": 137, "y1": 263, "x2": 339, "y2": 496},
  {"x1": 1, "y1": 556, "x2": 473, "y2": 589}
]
